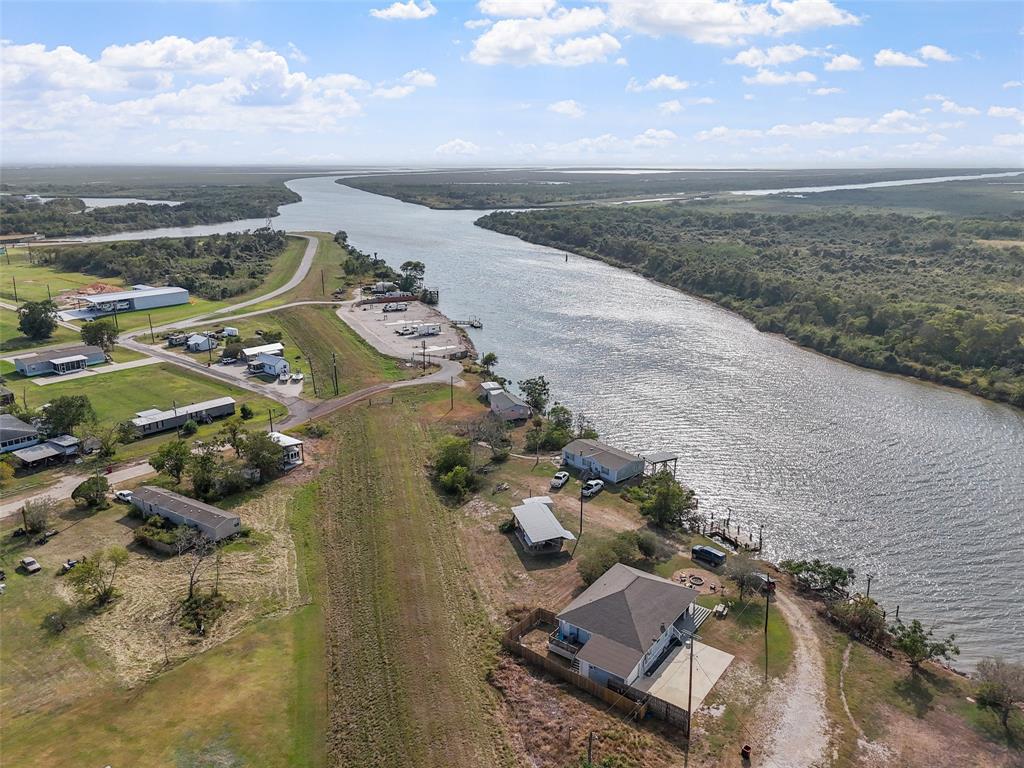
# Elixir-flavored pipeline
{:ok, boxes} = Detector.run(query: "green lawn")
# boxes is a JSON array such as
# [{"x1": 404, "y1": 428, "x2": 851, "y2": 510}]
[
  {"x1": 0, "y1": 307, "x2": 80, "y2": 352},
  {"x1": 0, "y1": 251, "x2": 126, "y2": 303}
]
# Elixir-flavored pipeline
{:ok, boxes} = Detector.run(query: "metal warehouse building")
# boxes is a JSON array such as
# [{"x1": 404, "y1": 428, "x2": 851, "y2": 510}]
[{"x1": 77, "y1": 284, "x2": 189, "y2": 314}]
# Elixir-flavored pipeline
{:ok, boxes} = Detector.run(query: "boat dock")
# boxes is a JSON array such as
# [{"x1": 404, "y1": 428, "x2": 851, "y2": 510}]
[{"x1": 701, "y1": 518, "x2": 761, "y2": 553}]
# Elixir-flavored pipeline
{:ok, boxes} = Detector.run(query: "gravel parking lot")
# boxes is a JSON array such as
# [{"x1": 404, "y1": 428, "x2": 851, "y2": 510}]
[{"x1": 336, "y1": 300, "x2": 470, "y2": 364}]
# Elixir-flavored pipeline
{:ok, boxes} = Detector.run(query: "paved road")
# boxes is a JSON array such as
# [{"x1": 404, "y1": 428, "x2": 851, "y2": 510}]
[
  {"x1": 0, "y1": 461, "x2": 156, "y2": 519},
  {"x1": 210, "y1": 234, "x2": 319, "y2": 315}
]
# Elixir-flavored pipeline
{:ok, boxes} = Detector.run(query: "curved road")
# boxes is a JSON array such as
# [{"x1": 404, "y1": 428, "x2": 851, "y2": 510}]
[{"x1": 2, "y1": 232, "x2": 466, "y2": 515}]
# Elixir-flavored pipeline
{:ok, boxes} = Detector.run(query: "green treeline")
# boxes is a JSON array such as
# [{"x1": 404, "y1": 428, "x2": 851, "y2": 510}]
[
  {"x1": 40, "y1": 229, "x2": 288, "y2": 300},
  {"x1": 478, "y1": 206, "x2": 1024, "y2": 407},
  {"x1": 0, "y1": 186, "x2": 299, "y2": 237}
]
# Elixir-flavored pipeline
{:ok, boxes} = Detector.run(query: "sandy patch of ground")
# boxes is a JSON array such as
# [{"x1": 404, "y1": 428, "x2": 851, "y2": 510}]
[{"x1": 760, "y1": 590, "x2": 830, "y2": 768}]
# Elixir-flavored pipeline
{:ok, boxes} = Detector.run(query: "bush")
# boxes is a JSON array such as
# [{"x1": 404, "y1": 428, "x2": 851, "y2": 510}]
[
  {"x1": 303, "y1": 422, "x2": 329, "y2": 438},
  {"x1": 498, "y1": 518, "x2": 515, "y2": 533},
  {"x1": 239, "y1": 403, "x2": 254, "y2": 420},
  {"x1": 71, "y1": 475, "x2": 110, "y2": 508},
  {"x1": 577, "y1": 531, "x2": 655, "y2": 585},
  {"x1": 180, "y1": 419, "x2": 199, "y2": 436},
  {"x1": 439, "y1": 465, "x2": 477, "y2": 499},
  {"x1": 434, "y1": 436, "x2": 472, "y2": 476}
]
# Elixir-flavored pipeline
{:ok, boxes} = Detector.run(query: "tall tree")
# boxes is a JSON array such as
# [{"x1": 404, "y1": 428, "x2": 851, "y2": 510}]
[
  {"x1": 975, "y1": 658, "x2": 1024, "y2": 729},
  {"x1": 45, "y1": 395, "x2": 94, "y2": 436},
  {"x1": 176, "y1": 528, "x2": 216, "y2": 601},
  {"x1": 517, "y1": 375, "x2": 551, "y2": 414},
  {"x1": 66, "y1": 546, "x2": 129, "y2": 606},
  {"x1": 151, "y1": 439, "x2": 191, "y2": 483},
  {"x1": 480, "y1": 352, "x2": 498, "y2": 374},
  {"x1": 71, "y1": 475, "x2": 110, "y2": 508},
  {"x1": 17, "y1": 300, "x2": 58, "y2": 341},
  {"x1": 218, "y1": 417, "x2": 248, "y2": 457},
  {"x1": 80, "y1": 318, "x2": 119, "y2": 351},
  {"x1": 240, "y1": 431, "x2": 284, "y2": 482},
  {"x1": 639, "y1": 470, "x2": 700, "y2": 529}
]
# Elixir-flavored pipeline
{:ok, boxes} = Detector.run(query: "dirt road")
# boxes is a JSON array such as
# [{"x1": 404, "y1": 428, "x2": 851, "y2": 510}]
[{"x1": 762, "y1": 590, "x2": 830, "y2": 768}]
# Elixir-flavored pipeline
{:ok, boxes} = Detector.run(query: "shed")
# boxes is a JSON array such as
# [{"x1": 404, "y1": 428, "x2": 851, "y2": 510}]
[
  {"x1": 489, "y1": 390, "x2": 533, "y2": 422},
  {"x1": 268, "y1": 431, "x2": 304, "y2": 468},
  {"x1": 12, "y1": 442, "x2": 62, "y2": 468},
  {"x1": 477, "y1": 381, "x2": 504, "y2": 400},
  {"x1": 222, "y1": 327, "x2": 239, "y2": 337},
  {"x1": 511, "y1": 502, "x2": 576, "y2": 554},
  {"x1": 241, "y1": 342, "x2": 285, "y2": 361},
  {"x1": 46, "y1": 434, "x2": 81, "y2": 455}
]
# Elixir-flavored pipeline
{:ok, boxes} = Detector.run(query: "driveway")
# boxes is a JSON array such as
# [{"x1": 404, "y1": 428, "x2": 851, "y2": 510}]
[{"x1": 0, "y1": 461, "x2": 156, "y2": 520}]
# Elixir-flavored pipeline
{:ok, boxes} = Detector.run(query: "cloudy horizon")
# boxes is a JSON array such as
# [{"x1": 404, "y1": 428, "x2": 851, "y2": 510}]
[{"x1": 2, "y1": 0, "x2": 1022, "y2": 167}]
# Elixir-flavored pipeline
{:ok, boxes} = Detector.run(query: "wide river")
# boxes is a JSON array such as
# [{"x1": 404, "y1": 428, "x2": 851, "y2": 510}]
[{"x1": 89, "y1": 175, "x2": 1024, "y2": 667}]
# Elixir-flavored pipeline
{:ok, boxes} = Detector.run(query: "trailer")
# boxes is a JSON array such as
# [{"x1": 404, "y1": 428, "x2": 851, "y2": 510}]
[{"x1": 415, "y1": 323, "x2": 442, "y2": 337}]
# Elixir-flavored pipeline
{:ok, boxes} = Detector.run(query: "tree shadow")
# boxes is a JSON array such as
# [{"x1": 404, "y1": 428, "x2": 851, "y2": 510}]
[
  {"x1": 893, "y1": 669, "x2": 935, "y2": 717},
  {"x1": 505, "y1": 530, "x2": 572, "y2": 572}
]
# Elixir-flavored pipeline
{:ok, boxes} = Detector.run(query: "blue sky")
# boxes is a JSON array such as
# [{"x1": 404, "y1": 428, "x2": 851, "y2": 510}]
[{"x1": 2, "y1": 0, "x2": 1023, "y2": 166}]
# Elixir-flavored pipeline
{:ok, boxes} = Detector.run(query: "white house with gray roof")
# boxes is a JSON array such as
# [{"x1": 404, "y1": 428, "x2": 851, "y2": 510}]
[
  {"x1": 130, "y1": 397, "x2": 236, "y2": 436},
  {"x1": 562, "y1": 439, "x2": 645, "y2": 484},
  {"x1": 13, "y1": 344, "x2": 106, "y2": 377},
  {"x1": 548, "y1": 563, "x2": 699, "y2": 687},
  {"x1": 489, "y1": 389, "x2": 533, "y2": 421}
]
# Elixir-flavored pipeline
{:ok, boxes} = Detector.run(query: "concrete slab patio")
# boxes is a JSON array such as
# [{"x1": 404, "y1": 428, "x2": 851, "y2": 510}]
[{"x1": 633, "y1": 639, "x2": 734, "y2": 712}]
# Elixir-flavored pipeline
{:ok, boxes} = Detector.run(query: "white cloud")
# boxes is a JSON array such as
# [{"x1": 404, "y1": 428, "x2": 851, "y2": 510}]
[
  {"x1": 824, "y1": 53, "x2": 861, "y2": 71},
  {"x1": 696, "y1": 125, "x2": 764, "y2": 141},
  {"x1": 469, "y1": 7, "x2": 620, "y2": 66},
  {"x1": 918, "y1": 44, "x2": 956, "y2": 62},
  {"x1": 1003, "y1": 80, "x2": 1023, "y2": 89},
  {"x1": 373, "y1": 84, "x2": 416, "y2": 99},
  {"x1": 477, "y1": 0, "x2": 556, "y2": 17},
  {"x1": 402, "y1": 69, "x2": 437, "y2": 87},
  {"x1": 658, "y1": 99, "x2": 683, "y2": 114},
  {"x1": 435, "y1": 137, "x2": 480, "y2": 155},
  {"x1": 286, "y1": 43, "x2": 308, "y2": 64},
  {"x1": 465, "y1": 19, "x2": 493, "y2": 29},
  {"x1": 370, "y1": 0, "x2": 437, "y2": 20},
  {"x1": 811, "y1": 87, "x2": 843, "y2": 95},
  {"x1": 614, "y1": 56, "x2": 629, "y2": 66},
  {"x1": 993, "y1": 132, "x2": 1024, "y2": 146},
  {"x1": 742, "y1": 68, "x2": 816, "y2": 85},
  {"x1": 938, "y1": 99, "x2": 978, "y2": 115},
  {"x1": 690, "y1": 96, "x2": 716, "y2": 105},
  {"x1": 743, "y1": 93, "x2": 755, "y2": 100},
  {"x1": 869, "y1": 108, "x2": 930, "y2": 133},
  {"x1": 768, "y1": 116, "x2": 869, "y2": 137},
  {"x1": 633, "y1": 127, "x2": 677, "y2": 147},
  {"x1": 726, "y1": 44, "x2": 810, "y2": 68},
  {"x1": 548, "y1": 98, "x2": 585, "y2": 118},
  {"x1": 874, "y1": 49, "x2": 925, "y2": 68},
  {"x1": 606, "y1": 0, "x2": 860, "y2": 46},
  {"x1": 626, "y1": 74, "x2": 691, "y2": 92},
  {"x1": 988, "y1": 105, "x2": 1024, "y2": 123}
]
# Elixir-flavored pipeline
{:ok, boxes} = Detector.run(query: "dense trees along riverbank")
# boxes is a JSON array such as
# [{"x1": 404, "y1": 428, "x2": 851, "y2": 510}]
[{"x1": 478, "y1": 206, "x2": 1024, "y2": 408}]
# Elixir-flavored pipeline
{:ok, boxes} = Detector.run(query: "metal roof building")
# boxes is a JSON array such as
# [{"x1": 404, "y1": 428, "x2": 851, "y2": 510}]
[
  {"x1": 76, "y1": 285, "x2": 189, "y2": 313},
  {"x1": 511, "y1": 502, "x2": 575, "y2": 554},
  {"x1": 13, "y1": 344, "x2": 106, "y2": 377},
  {"x1": 0, "y1": 414, "x2": 41, "y2": 453},
  {"x1": 132, "y1": 486, "x2": 241, "y2": 542},
  {"x1": 130, "y1": 396, "x2": 236, "y2": 436}
]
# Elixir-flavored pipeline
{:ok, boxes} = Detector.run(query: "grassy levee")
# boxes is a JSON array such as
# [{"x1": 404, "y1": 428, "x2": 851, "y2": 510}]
[
  {"x1": 0, "y1": 252, "x2": 127, "y2": 303},
  {"x1": 318, "y1": 386, "x2": 514, "y2": 767}
]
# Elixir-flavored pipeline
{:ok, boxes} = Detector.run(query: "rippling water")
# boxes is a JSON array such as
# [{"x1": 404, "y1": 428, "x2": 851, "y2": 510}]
[{"x1": 86, "y1": 176, "x2": 1024, "y2": 667}]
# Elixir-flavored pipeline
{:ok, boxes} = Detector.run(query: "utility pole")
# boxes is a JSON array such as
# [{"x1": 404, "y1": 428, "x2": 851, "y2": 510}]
[
  {"x1": 587, "y1": 731, "x2": 594, "y2": 764},
  {"x1": 308, "y1": 360, "x2": 319, "y2": 397},
  {"x1": 421, "y1": 340, "x2": 427, "y2": 371},
  {"x1": 320, "y1": 269, "x2": 325, "y2": 295},
  {"x1": 449, "y1": 376, "x2": 454, "y2": 412},
  {"x1": 148, "y1": 314, "x2": 156, "y2": 343},
  {"x1": 571, "y1": 488, "x2": 584, "y2": 558},
  {"x1": 12, "y1": 277, "x2": 17, "y2": 302},
  {"x1": 687, "y1": 632, "x2": 695, "y2": 739},
  {"x1": 269, "y1": 409, "x2": 274, "y2": 432},
  {"x1": 46, "y1": 284, "x2": 51, "y2": 301},
  {"x1": 764, "y1": 574, "x2": 772, "y2": 684},
  {"x1": 331, "y1": 352, "x2": 339, "y2": 396},
  {"x1": 865, "y1": 573, "x2": 874, "y2": 599},
  {"x1": 112, "y1": 306, "x2": 119, "y2": 331}
]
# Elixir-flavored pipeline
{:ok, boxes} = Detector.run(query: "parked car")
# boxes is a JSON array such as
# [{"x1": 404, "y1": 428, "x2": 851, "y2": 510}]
[
  {"x1": 582, "y1": 479, "x2": 605, "y2": 497},
  {"x1": 396, "y1": 326, "x2": 415, "y2": 336},
  {"x1": 114, "y1": 489, "x2": 134, "y2": 503},
  {"x1": 279, "y1": 371, "x2": 291, "y2": 382},
  {"x1": 59, "y1": 559, "x2": 79, "y2": 575},
  {"x1": 291, "y1": 372, "x2": 305, "y2": 382},
  {"x1": 20, "y1": 557, "x2": 41, "y2": 574},
  {"x1": 550, "y1": 471, "x2": 570, "y2": 489}
]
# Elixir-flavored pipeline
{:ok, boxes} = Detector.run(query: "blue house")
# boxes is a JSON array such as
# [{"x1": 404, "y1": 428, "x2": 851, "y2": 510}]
[{"x1": 548, "y1": 563, "x2": 699, "y2": 688}]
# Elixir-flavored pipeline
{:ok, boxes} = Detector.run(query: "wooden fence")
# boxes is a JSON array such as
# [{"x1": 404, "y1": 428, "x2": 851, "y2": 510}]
[{"x1": 502, "y1": 608, "x2": 649, "y2": 721}]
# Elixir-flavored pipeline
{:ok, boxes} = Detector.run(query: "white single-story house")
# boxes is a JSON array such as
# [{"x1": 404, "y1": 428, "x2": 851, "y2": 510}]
[
  {"x1": 548, "y1": 563, "x2": 700, "y2": 687},
  {"x1": 562, "y1": 439, "x2": 645, "y2": 484},
  {"x1": 132, "y1": 486, "x2": 241, "y2": 542},
  {"x1": 511, "y1": 501, "x2": 576, "y2": 554},
  {"x1": 0, "y1": 414, "x2": 40, "y2": 453},
  {"x1": 185, "y1": 334, "x2": 218, "y2": 353},
  {"x1": 489, "y1": 390, "x2": 533, "y2": 422},
  {"x1": 13, "y1": 344, "x2": 106, "y2": 377},
  {"x1": 130, "y1": 397, "x2": 236, "y2": 436},
  {"x1": 240, "y1": 342, "x2": 284, "y2": 361},
  {"x1": 477, "y1": 381, "x2": 504, "y2": 400},
  {"x1": 268, "y1": 431, "x2": 304, "y2": 469},
  {"x1": 248, "y1": 353, "x2": 290, "y2": 377}
]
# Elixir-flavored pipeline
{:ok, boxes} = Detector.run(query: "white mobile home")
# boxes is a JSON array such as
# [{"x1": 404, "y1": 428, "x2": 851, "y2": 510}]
[
  {"x1": 562, "y1": 439, "x2": 644, "y2": 484},
  {"x1": 248, "y1": 353, "x2": 290, "y2": 377},
  {"x1": 268, "y1": 431, "x2": 304, "y2": 469},
  {"x1": 240, "y1": 342, "x2": 285, "y2": 361},
  {"x1": 132, "y1": 486, "x2": 241, "y2": 542},
  {"x1": 130, "y1": 397, "x2": 236, "y2": 436},
  {"x1": 185, "y1": 334, "x2": 218, "y2": 353}
]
